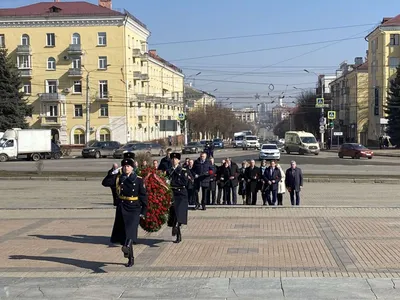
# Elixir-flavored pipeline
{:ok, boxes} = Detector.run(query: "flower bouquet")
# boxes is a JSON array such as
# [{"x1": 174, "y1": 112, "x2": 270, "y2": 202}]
[{"x1": 138, "y1": 166, "x2": 172, "y2": 232}]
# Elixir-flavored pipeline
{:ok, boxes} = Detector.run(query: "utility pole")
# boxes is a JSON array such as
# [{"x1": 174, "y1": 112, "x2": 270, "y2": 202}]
[
  {"x1": 183, "y1": 84, "x2": 188, "y2": 145},
  {"x1": 320, "y1": 80, "x2": 325, "y2": 148},
  {"x1": 85, "y1": 73, "x2": 90, "y2": 146}
]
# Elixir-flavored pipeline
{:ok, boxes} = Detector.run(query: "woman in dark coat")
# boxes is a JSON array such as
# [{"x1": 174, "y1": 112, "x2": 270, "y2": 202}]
[
  {"x1": 166, "y1": 152, "x2": 189, "y2": 243},
  {"x1": 102, "y1": 152, "x2": 148, "y2": 267}
]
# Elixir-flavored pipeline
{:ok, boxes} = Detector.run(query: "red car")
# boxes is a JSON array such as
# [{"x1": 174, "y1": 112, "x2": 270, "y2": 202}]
[{"x1": 338, "y1": 143, "x2": 373, "y2": 159}]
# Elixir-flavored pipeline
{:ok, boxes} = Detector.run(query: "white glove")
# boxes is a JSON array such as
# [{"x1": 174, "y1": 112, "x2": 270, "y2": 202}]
[{"x1": 112, "y1": 167, "x2": 122, "y2": 175}]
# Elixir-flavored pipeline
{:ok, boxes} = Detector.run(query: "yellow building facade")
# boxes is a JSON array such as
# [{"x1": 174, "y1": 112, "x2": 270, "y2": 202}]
[
  {"x1": 0, "y1": 0, "x2": 183, "y2": 144},
  {"x1": 366, "y1": 16, "x2": 400, "y2": 142},
  {"x1": 330, "y1": 60, "x2": 369, "y2": 144}
]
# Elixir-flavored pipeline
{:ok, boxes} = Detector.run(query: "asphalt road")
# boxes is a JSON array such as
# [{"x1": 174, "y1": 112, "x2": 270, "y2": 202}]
[{"x1": 0, "y1": 149, "x2": 399, "y2": 176}]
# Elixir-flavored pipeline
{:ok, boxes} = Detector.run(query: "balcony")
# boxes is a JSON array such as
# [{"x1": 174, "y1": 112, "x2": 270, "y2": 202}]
[
  {"x1": 133, "y1": 71, "x2": 141, "y2": 79},
  {"x1": 67, "y1": 44, "x2": 83, "y2": 55},
  {"x1": 39, "y1": 93, "x2": 66, "y2": 103},
  {"x1": 68, "y1": 68, "x2": 83, "y2": 77},
  {"x1": 140, "y1": 53, "x2": 148, "y2": 61},
  {"x1": 140, "y1": 73, "x2": 149, "y2": 81},
  {"x1": 19, "y1": 69, "x2": 32, "y2": 78},
  {"x1": 132, "y1": 48, "x2": 141, "y2": 58},
  {"x1": 17, "y1": 45, "x2": 31, "y2": 54},
  {"x1": 40, "y1": 116, "x2": 61, "y2": 126}
]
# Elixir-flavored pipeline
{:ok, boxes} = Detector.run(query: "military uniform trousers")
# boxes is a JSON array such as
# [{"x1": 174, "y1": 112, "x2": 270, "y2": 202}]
[
  {"x1": 168, "y1": 188, "x2": 188, "y2": 226},
  {"x1": 111, "y1": 200, "x2": 141, "y2": 245}
]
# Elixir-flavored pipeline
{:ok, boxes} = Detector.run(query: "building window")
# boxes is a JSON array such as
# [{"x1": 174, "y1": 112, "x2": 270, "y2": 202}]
[
  {"x1": 0, "y1": 34, "x2": 5, "y2": 48},
  {"x1": 98, "y1": 56, "x2": 108, "y2": 69},
  {"x1": 23, "y1": 83, "x2": 31, "y2": 95},
  {"x1": 72, "y1": 58, "x2": 81, "y2": 69},
  {"x1": 74, "y1": 104, "x2": 83, "y2": 117},
  {"x1": 46, "y1": 33, "x2": 55, "y2": 47},
  {"x1": 99, "y1": 80, "x2": 108, "y2": 99},
  {"x1": 21, "y1": 34, "x2": 30, "y2": 46},
  {"x1": 46, "y1": 80, "x2": 57, "y2": 93},
  {"x1": 72, "y1": 33, "x2": 80, "y2": 45},
  {"x1": 390, "y1": 34, "x2": 399, "y2": 46},
  {"x1": 48, "y1": 104, "x2": 58, "y2": 117},
  {"x1": 17, "y1": 55, "x2": 31, "y2": 68},
  {"x1": 73, "y1": 128, "x2": 85, "y2": 144},
  {"x1": 100, "y1": 128, "x2": 111, "y2": 141},
  {"x1": 47, "y1": 57, "x2": 56, "y2": 70},
  {"x1": 100, "y1": 104, "x2": 109, "y2": 117},
  {"x1": 73, "y1": 80, "x2": 82, "y2": 93},
  {"x1": 98, "y1": 32, "x2": 107, "y2": 46},
  {"x1": 141, "y1": 41, "x2": 146, "y2": 52}
]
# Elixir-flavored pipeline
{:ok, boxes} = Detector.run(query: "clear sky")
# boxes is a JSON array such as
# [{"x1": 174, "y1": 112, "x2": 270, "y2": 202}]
[{"x1": 1, "y1": 0, "x2": 399, "y2": 108}]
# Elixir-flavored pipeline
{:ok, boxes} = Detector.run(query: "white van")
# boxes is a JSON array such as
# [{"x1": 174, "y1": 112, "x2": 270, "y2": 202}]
[{"x1": 284, "y1": 131, "x2": 319, "y2": 155}]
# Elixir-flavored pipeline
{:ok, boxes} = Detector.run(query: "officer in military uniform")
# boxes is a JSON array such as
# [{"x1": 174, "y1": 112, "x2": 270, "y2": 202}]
[
  {"x1": 166, "y1": 152, "x2": 189, "y2": 243},
  {"x1": 102, "y1": 152, "x2": 148, "y2": 267}
]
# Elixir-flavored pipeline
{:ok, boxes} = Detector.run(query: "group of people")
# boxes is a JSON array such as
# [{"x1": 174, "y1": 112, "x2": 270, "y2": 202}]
[{"x1": 101, "y1": 148, "x2": 304, "y2": 267}]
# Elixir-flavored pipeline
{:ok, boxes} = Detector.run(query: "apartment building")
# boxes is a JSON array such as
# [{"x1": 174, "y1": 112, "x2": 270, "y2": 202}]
[
  {"x1": 0, "y1": 0, "x2": 183, "y2": 144},
  {"x1": 366, "y1": 16, "x2": 400, "y2": 142}
]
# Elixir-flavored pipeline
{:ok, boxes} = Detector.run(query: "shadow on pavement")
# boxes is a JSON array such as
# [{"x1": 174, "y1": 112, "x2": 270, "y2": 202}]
[
  {"x1": 29, "y1": 234, "x2": 166, "y2": 248},
  {"x1": 8, "y1": 255, "x2": 120, "y2": 273}
]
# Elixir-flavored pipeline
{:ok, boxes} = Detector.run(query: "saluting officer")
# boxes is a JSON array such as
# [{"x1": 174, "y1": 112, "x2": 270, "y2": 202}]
[
  {"x1": 166, "y1": 152, "x2": 189, "y2": 243},
  {"x1": 102, "y1": 152, "x2": 148, "y2": 267}
]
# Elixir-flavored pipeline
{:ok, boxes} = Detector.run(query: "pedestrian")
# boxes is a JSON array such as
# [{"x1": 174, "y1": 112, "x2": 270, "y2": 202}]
[
  {"x1": 193, "y1": 152, "x2": 213, "y2": 210},
  {"x1": 152, "y1": 159, "x2": 158, "y2": 170},
  {"x1": 102, "y1": 152, "x2": 148, "y2": 267},
  {"x1": 258, "y1": 160, "x2": 268, "y2": 205},
  {"x1": 209, "y1": 157, "x2": 218, "y2": 205},
  {"x1": 183, "y1": 158, "x2": 190, "y2": 168},
  {"x1": 263, "y1": 160, "x2": 281, "y2": 206},
  {"x1": 285, "y1": 160, "x2": 303, "y2": 206},
  {"x1": 276, "y1": 163, "x2": 286, "y2": 205},
  {"x1": 216, "y1": 159, "x2": 226, "y2": 204},
  {"x1": 226, "y1": 158, "x2": 239, "y2": 205},
  {"x1": 186, "y1": 159, "x2": 196, "y2": 206},
  {"x1": 238, "y1": 160, "x2": 248, "y2": 205},
  {"x1": 220, "y1": 160, "x2": 232, "y2": 204},
  {"x1": 166, "y1": 152, "x2": 189, "y2": 243},
  {"x1": 158, "y1": 148, "x2": 172, "y2": 173},
  {"x1": 244, "y1": 159, "x2": 260, "y2": 205}
]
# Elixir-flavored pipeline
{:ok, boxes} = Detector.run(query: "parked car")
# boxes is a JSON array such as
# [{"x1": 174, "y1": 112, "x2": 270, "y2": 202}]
[
  {"x1": 82, "y1": 141, "x2": 121, "y2": 159},
  {"x1": 182, "y1": 142, "x2": 202, "y2": 154},
  {"x1": 259, "y1": 144, "x2": 281, "y2": 161},
  {"x1": 144, "y1": 143, "x2": 165, "y2": 156},
  {"x1": 338, "y1": 143, "x2": 373, "y2": 159},
  {"x1": 213, "y1": 138, "x2": 224, "y2": 149},
  {"x1": 113, "y1": 143, "x2": 148, "y2": 159}
]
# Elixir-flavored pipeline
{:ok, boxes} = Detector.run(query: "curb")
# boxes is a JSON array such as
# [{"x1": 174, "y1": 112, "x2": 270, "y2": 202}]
[{"x1": 0, "y1": 177, "x2": 399, "y2": 184}]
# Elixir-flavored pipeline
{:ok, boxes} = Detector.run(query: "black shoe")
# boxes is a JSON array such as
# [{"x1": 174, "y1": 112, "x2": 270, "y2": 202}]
[
  {"x1": 174, "y1": 227, "x2": 182, "y2": 244},
  {"x1": 121, "y1": 239, "x2": 133, "y2": 258},
  {"x1": 125, "y1": 243, "x2": 134, "y2": 267},
  {"x1": 202, "y1": 206, "x2": 206, "y2": 211},
  {"x1": 194, "y1": 205, "x2": 200, "y2": 210},
  {"x1": 172, "y1": 226, "x2": 177, "y2": 236}
]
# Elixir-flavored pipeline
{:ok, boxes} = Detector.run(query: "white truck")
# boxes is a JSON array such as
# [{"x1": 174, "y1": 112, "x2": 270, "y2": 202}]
[
  {"x1": 284, "y1": 131, "x2": 320, "y2": 155},
  {"x1": 242, "y1": 135, "x2": 260, "y2": 150},
  {"x1": 0, "y1": 128, "x2": 61, "y2": 162}
]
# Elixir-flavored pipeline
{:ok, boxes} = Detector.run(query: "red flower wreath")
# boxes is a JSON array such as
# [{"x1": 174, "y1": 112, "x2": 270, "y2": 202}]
[{"x1": 138, "y1": 167, "x2": 172, "y2": 232}]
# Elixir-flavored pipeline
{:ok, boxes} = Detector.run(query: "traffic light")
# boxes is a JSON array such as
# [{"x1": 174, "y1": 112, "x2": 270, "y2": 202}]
[
  {"x1": 329, "y1": 121, "x2": 334, "y2": 128},
  {"x1": 179, "y1": 119, "x2": 185, "y2": 132}
]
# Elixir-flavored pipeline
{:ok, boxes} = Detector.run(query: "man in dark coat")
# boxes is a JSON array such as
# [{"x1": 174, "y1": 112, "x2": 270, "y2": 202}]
[
  {"x1": 226, "y1": 158, "x2": 239, "y2": 205},
  {"x1": 166, "y1": 152, "x2": 189, "y2": 243},
  {"x1": 102, "y1": 152, "x2": 148, "y2": 267},
  {"x1": 244, "y1": 159, "x2": 260, "y2": 205},
  {"x1": 263, "y1": 160, "x2": 282, "y2": 206},
  {"x1": 209, "y1": 157, "x2": 218, "y2": 205},
  {"x1": 285, "y1": 160, "x2": 303, "y2": 206},
  {"x1": 193, "y1": 152, "x2": 213, "y2": 210},
  {"x1": 158, "y1": 148, "x2": 172, "y2": 173}
]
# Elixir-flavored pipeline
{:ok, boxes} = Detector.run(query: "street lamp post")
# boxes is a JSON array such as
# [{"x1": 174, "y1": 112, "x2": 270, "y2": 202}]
[
  {"x1": 304, "y1": 69, "x2": 325, "y2": 148},
  {"x1": 183, "y1": 72, "x2": 201, "y2": 145},
  {"x1": 83, "y1": 64, "x2": 110, "y2": 146}
]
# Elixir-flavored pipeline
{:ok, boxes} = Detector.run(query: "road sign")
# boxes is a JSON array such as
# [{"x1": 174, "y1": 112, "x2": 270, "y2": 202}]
[
  {"x1": 319, "y1": 129, "x2": 325, "y2": 134},
  {"x1": 178, "y1": 113, "x2": 185, "y2": 121},
  {"x1": 315, "y1": 98, "x2": 324, "y2": 108},
  {"x1": 327, "y1": 111, "x2": 336, "y2": 120},
  {"x1": 333, "y1": 132, "x2": 343, "y2": 136},
  {"x1": 319, "y1": 125, "x2": 325, "y2": 131},
  {"x1": 319, "y1": 117, "x2": 325, "y2": 126}
]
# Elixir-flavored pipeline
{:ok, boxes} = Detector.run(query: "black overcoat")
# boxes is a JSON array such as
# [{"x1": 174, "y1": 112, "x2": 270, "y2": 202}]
[
  {"x1": 102, "y1": 171, "x2": 148, "y2": 244},
  {"x1": 166, "y1": 165, "x2": 189, "y2": 225}
]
